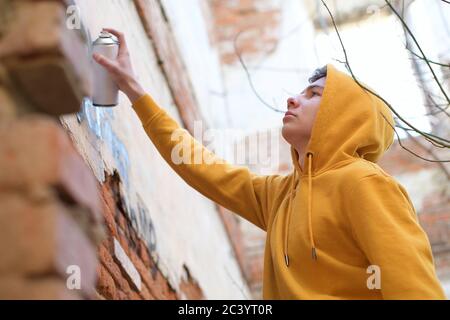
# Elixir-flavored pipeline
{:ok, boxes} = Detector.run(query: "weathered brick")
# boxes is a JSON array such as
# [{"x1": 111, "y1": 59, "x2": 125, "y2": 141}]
[
  {"x1": 179, "y1": 279, "x2": 204, "y2": 300},
  {"x1": 0, "y1": 276, "x2": 81, "y2": 300},
  {"x1": 0, "y1": 193, "x2": 98, "y2": 298},
  {"x1": 100, "y1": 195, "x2": 119, "y2": 238},
  {"x1": 116, "y1": 289, "x2": 128, "y2": 300},
  {"x1": 0, "y1": 116, "x2": 103, "y2": 227},
  {"x1": 138, "y1": 283, "x2": 155, "y2": 300},
  {"x1": 208, "y1": 0, "x2": 281, "y2": 65},
  {"x1": 0, "y1": 0, "x2": 92, "y2": 115},
  {"x1": 97, "y1": 243, "x2": 134, "y2": 297},
  {"x1": 127, "y1": 244, "x2": 178, "y2": 300},
  {"x1": 6, "y1": 56, "x2": 89, "y2": 115},
  {"x1": 97, "y1": 264, "x2": 118, "y2": 300},
  {"x1": 0, "y1": 77, "x2": 18, "y2": 116},
  {"x1": 138, "y1": 239, "x2": 152, "y2": 269}
]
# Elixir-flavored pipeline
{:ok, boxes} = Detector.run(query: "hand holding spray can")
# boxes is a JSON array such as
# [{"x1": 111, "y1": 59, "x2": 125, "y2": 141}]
[{"x1": 92, "y1": 30, "x2": 120, "y2": 107}]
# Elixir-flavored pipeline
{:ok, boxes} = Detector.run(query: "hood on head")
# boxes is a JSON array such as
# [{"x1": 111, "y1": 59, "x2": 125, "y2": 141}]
[
  {"x1": 284, "y1": 64, "x2": 395, "y2": 266},
  {"x1": 291, "y1": 63, "x2": 395, "y2": 174}
]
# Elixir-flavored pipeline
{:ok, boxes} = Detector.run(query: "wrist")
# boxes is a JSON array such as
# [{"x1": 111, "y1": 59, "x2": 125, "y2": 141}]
[{"x1": 124, "y1": 80, "x2": 146, "y2": 105}]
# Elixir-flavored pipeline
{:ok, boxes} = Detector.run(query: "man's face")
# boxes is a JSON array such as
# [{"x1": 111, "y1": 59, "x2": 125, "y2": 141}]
[{"x1": 282, "y1": 77, "x2": 326, "y2": 146}]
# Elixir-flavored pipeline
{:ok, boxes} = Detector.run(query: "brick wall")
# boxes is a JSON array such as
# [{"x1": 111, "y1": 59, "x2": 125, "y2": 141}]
[
  {"x1": 0, "y1": 0, "x2": 102, "y2": 299},
  {"x1": 208, "y1": 0, "x2": 282, "y2": 65},
  {"x1": 97, "y1": 173, "x2": 202, "y2": 300}
]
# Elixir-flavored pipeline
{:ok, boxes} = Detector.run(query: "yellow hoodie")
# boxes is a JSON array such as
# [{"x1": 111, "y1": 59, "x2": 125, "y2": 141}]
[{"x1": 132, "y1": 64, "x2": 446, "y2": 300}]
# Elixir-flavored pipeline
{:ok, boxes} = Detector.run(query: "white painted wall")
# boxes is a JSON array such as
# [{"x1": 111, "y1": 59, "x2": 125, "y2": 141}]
[
  {"x1": 406, "y1": 0, "x2": 450, "y2": 63},
  {"x1": 222, "y1": 0, "x2": 319, "y2": 134},
  {"x1": 160, "y1": 0, "x2": 230, "y2": 131}
]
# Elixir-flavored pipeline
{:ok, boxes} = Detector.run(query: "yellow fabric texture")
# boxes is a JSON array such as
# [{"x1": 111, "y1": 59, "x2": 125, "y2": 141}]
[{"x1": 132, "y1": 63, "x2": 446, "y2": 299}]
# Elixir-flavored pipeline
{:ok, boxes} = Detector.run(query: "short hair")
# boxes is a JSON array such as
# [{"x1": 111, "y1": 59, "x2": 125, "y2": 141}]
[{"x1": 308, "y1": 65, "x2": 328, "y2": 83}]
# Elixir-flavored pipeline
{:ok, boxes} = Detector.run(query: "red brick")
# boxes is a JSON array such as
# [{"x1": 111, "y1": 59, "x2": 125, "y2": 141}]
[
  {"x1": 138, "y1": 239, "x2": 152, "y2": 269},
  {"x1": 100, "y1": 194, "x2": 119, "y2": 238},
  {"x1": 0, "y1": 193, "x2": 98, "y2": 298},
  {"x1": 378, "y1": 136, "x2": 438, "y2": 175},
  {"x1": 0, "y1": 85, "x2": 17, "y2": 120},
  {"x1": 117, "y1": 290, "x2": 128, "y2": 300},
  {"x1": 97, "y1": 264, "x2": 118, "y2": 300},
  {"x1": 130, "y1": 291, "x2": 142, "y2": 300},
  {"x1": 0, "y1": 116, "x2": 103, "y2": 228},
  {"x1": 116, "y1": 212, "x2": 129, "y2": 233},
  {"x1": 127, "y1": 245, "x2": 178, "y2": 300},
  {"x1": 179, "y1": 280, "x2": 204, "y2": 300},
  {"x1": 208, "y1": 0, "x2": 281, "y2": 65},
  {"x1": 0, "y1": 1, "x2": 92, "y2": 115},
  {"x1": 139, "y1": 283, "x2": 156, "y2": 300},
  {"x1": 97, "y1": 244, "x2": 134, "y2": 297}
]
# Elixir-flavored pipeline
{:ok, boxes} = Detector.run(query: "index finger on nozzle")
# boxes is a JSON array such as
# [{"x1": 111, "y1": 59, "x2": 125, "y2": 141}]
[{"x1": 102, "y1": 27, "x2": 128, "y2": 55}]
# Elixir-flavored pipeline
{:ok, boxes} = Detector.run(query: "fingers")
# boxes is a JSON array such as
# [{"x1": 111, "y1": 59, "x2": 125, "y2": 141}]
[
  {"x1": 93, "y1": 53, "x2": 120, "y2": 74},
  {"x1": 102, "y1": 28, "x2": 128, "y2": 57}
]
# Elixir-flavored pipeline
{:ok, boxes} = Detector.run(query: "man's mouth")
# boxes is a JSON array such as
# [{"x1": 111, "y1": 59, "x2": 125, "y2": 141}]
[{"x1": 284, "y1": 111, "x2": 296, "y2": 118}]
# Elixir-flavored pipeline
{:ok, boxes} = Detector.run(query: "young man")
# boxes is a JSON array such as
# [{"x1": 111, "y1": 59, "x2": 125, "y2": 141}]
[{"x1": 94, "y1": 28, "x2": 446, "y2": 299}]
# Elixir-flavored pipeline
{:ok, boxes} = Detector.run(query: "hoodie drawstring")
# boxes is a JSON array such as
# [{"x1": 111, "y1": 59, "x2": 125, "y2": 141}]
[
  {"x1": 284, "y1": 169, "x2": 296, "y2": 267},
  {"x1": 307, "y1": 153, "x2": 318, "y2": 261},
  {"x1": 284, "y1": 152, "x2": 317, "y2": 268}
]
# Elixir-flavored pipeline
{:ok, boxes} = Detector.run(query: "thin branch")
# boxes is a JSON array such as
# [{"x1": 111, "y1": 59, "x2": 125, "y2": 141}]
[
  {"x1": 406, "y1": 46, "x2": 450, "y2": 68},
  {"x1": 423, "y1": 92, "x2": 450, "y2": 117},
  {"x1": 414, "y1": 82, "x2": 450, "y2": 117},
  {"x1": 320, "y1": 0, "x2": 450, "y2": 150},
  {"x1": 398, "y1": 126, "x2": 450, "y2": 180},
  {"x1": 234, "y1": 30, "x2": 285, "y2": 113},
  {"x1": 389, "y1": 118, "x2": 450, "y2": 163},
  {"x1": 385, "y1": 0, "x2": 450, "y2": 105},
  {"x1": 396, "y1": 124, "x2": 450, "y2": 147}
]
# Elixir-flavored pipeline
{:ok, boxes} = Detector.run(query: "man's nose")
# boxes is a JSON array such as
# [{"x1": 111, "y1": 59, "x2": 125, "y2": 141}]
[{"x1": 287, "y1": 97, "x2": 299, "y2": 109}]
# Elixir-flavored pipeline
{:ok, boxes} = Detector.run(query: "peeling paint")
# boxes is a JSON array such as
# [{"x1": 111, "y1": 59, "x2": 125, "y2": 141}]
[
  {"x1": 77, "y1": 98, "x2": 160, "y2": 273},
  {"x1": 77, "y1": 98, "x2": 130, "y2": 188},
  {"x1": 129, "y1": 194, "x2": 158, "y2": 254}
]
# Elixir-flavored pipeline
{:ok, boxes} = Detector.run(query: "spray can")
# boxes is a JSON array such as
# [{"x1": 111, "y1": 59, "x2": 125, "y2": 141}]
[{"x1": 92, "y1": 31, "x2": 120, "y2": 107}]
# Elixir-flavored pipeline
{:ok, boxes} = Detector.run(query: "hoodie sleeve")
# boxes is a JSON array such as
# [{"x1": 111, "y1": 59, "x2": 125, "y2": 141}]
[
  {"x1": 346, "y1": 173, "x2": 446, "y2": 300},
  {"x1": 132, "y1": 94, "x2": 276, "y2": 231}
]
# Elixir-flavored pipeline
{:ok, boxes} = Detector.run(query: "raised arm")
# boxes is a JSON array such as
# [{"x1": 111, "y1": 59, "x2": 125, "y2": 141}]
[
  {"x1": 93, "y1": 28, "x2": 282, "y2": 231},
  {"x1": 136, "y1": 94, "x2": 283, "y2": 230}
]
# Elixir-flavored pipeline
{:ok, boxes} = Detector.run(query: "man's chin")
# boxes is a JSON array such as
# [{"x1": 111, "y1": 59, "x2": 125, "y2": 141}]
[
  {"x1": 281, "y1": 126, "x2": 293, "y2": 143},
  {"x1": 282, "y1": 126, "x2": 306, "y2": 143}
]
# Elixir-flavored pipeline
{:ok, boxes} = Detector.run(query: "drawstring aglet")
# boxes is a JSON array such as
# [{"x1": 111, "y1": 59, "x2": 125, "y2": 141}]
[
  {"x1": 312, "y1": 247, "x2": 318, "y2": 261},
  {"x1": 284, "y1": 254, "x2": 290, "y2": 267}
]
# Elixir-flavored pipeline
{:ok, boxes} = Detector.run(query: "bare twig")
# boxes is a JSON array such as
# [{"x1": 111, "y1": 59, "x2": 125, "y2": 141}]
[
  {"x1": 389, "y1": 118, "x2": 450, "y2": 164},
  {"x1": 234, "y1": 30, "x2": 285, "y2": 113},
  {"x1": 385, "y1": 0, "x2": 450, "y2": 106},
  {"x1": 406, "y1": 46, "x2": 450, "y2": 68},
  {"x1": 397, "y1": 126, "x2": 450, "y2": 180},
  {"x1": 320, "y1": 0, "x2": 450, "y2": 151}
]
